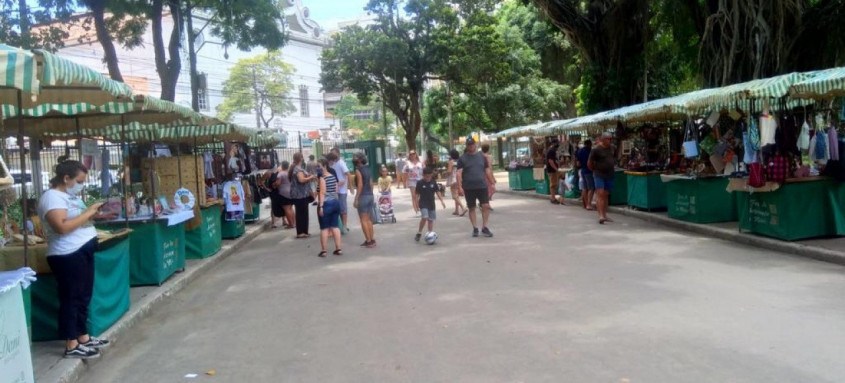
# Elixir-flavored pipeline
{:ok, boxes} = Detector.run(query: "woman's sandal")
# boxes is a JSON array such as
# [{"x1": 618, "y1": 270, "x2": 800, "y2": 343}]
[
  {"x1": 459, "y1": 209, "x2": 468, "y2": 217},
  {"x1": 333, "y1": 249, "x2": 343, "y2": 256},
  {"x1": 318, "y1": 250, "x2": 327, "y2": 257}
]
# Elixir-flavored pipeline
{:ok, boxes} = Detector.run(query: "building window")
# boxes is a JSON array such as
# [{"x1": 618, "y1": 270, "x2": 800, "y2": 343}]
[
  {"x1": 197, "y1": 73, "x2": 209, "y2": 111},
  {"x1": 299, "y1": 85, "x2": 309, "y2": 117}
]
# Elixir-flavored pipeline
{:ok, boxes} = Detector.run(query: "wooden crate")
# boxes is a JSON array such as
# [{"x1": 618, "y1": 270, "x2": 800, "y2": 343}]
[{"x1": 142, "y1": 156, "x2": 207, "y2": 208}]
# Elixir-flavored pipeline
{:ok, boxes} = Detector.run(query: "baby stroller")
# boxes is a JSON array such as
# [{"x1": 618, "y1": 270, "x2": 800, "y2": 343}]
[{"x1": 378, "y1": 190, "x2": 397, "y2": 223}]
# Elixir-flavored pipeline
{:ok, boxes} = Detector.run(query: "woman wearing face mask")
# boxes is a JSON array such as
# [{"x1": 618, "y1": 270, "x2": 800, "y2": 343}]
[{"x1": 39, "y1": 159, "x2": 115, "y2": 359}]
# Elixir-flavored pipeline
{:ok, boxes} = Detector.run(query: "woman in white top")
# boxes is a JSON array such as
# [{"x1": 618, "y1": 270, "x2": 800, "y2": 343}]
[
  {"x1": 403, "y1": 150, "x2": 424, "y2": 215},
  {"x1": 38, "y1": 159, "x2": 115, "y2": 359}
]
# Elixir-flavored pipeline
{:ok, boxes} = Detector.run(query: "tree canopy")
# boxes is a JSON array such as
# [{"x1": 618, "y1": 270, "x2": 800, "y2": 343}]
[{"x1": 217, "y1": 51, "x2": 296, "y2": 129}]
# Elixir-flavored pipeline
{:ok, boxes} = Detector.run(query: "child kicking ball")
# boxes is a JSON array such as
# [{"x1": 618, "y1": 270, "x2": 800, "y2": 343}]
[{"x1": 415, "y1": 167, "x2": 446, "y2": 243}]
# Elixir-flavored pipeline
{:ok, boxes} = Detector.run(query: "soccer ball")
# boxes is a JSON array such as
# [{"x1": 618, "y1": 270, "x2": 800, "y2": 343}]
[{"x1": 424, "y1": 231, "x2": 438, "y2": 245}]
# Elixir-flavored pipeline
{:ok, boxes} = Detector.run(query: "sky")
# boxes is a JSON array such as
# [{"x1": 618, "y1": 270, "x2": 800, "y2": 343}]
[{"x1": 303, "y1": 0, "x2": 371, "y2": 32}]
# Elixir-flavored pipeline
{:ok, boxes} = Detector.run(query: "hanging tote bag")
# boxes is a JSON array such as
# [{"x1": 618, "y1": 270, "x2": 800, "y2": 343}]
[
  {"x1": 748, "y1": 162, "x2": 766, "y2": 188},
  {"x1": 682, "y1": 119, "x2": 699, "y2": 159}
]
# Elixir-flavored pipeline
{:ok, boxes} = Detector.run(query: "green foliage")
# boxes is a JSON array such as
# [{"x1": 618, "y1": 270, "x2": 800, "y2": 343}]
[
  {"x1": 0, "y1": 0, "x2": 76, "y2": 51},
  {"x1": 333, "y1": 95, "x2": 395, "y2": 141},
  {"x1": 217, "y1": 51, "x2": 296, "y2": 128}
]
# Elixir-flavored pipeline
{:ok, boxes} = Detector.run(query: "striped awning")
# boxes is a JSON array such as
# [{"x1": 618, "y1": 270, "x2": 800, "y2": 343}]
[
  {"x1": 789, "y1": 67, "x2": 845, "y2": 99},
  {"x1": 0, "y1": 101, "x2": 135, "y2": 118},
  {"x1": 42, "y1": 121, "x2": 256, "y2": 144},
  {"x1": 0, "y1": 45, "x2": 39, "y2": 93},
  {"x1": 36, "y1": 49, "x2": 133, "y2": 99}
]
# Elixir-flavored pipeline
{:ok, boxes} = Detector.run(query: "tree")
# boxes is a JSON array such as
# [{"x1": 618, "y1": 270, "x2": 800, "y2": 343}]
[
  {"x1": 74, "y1": 0, "x2": 287, "y2": 100},
  {"x1": 0, "y1": 0, "x2": 77, "y2": 50},
  {"x1": 321, "y1": 0, "x2": 461, "y2": 152},
  {"x1": 531, "y1": 0, "x2": 651, "y2": 112},
  {"x1": 425, "y1": 3, "x2": 570, "y2": 141},
  {"x1": 332, "y1": 95, "x2": 395, "y2": 142},
  {"x1": 675, "y1": 0, "x2": 845, "y2": 87},
  {"x1": 217, "y1": 51, "x2": 296, "y2": 129}
]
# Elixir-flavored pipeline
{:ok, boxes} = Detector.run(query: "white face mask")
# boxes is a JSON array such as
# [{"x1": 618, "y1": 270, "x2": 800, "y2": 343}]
[{"x1": 66, "y1": 181, "x2": 84, "y2": 196}]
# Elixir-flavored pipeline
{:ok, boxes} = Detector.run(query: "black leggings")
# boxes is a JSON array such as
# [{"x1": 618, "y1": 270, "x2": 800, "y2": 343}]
[
  {"x1": 46, "y1": 238, "x2": 98, "y2": 340},
  {"x1": 293, "y1": 198, "x2": 310, "y2": 235}
]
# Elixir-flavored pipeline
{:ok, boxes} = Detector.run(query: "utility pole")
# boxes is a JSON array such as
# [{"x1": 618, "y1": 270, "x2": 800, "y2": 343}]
[
  {"x1": 446, "y1": 82, "x2": 454, "y2": 150},
  {"x1": 185, "y1": 0, "x2": 200, "y2": 112},
  {"x1": 252, "y1": 66, "x2": 262, "y2": 129}
]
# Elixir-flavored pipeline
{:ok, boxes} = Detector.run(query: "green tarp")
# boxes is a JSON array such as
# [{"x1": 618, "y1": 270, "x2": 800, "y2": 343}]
[
  {"x1": 99, "y1": 220, "x2": 186, "y2": 286},
  {"x1": 665, "y1": 177, "x2": 737, "y2": 223},
  {"x1": 244, "y1": 204, "x2": 261, "y2": 223},
  {"x1": 22, "y1": 284, "x2": 31, "y2": 341},
  {"x1": 736, "y1": 179, "x2": 837, "y2": 241},
  {"x1": 506, "y1": 167, "x2": 534, "y2": 191},
  {"x1": 186, "y1": 205, "x2": 223, "y2": 259},
  {"x1": 31, "y1": 237, "x2": 130, "y2": 341},
  {"x1": 221, "y1": 216, "x2": 245, "y2": 239},
  {"x1": 627, "y1": 173, "x2": 667, "y2": 210},
  {"x1": 609, "y1": 170, "x2": 628, "y2": 205}
]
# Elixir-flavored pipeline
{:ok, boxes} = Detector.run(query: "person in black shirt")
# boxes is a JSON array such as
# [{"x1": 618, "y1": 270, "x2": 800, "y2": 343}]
[
  {"x1": 546, "y1": 139, "x2": 562, "y2": 204},
  {"x1": 415, "y1": 167, "x2": 446, "y2": 242}
]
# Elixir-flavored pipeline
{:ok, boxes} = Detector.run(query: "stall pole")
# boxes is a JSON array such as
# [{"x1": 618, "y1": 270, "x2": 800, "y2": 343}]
[
  {"x1": 150, "y1": 130, "x2": 157, "y2": 219},
  {"x1": 121, "y1": 115, "x2": 129, "y2": 229},
  {"x1": 16, "y1": 90, "x2": 28, "y2": 263},
  {"x1": 194, "y1": 136, "x2": 201, "y2": 206},
  {"x1": 75, "y1": 117, "x2": 81, "y2": 160}
]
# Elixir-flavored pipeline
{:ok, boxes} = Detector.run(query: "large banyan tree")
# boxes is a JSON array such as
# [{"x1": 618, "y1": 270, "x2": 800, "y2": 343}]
[{"x1": 531, "y1": 0, "x2": 845, "y2": 109}]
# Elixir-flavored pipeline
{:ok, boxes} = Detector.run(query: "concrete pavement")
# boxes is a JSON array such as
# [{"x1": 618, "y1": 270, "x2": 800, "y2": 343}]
[{"x1": 73, "y1": 187, "x2": 845, "y2": 383}]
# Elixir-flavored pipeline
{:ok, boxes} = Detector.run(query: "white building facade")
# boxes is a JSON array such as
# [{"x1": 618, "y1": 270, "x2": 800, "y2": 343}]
[{"x1": 55, "y1": 0, "x2": 333, "y2": 147}]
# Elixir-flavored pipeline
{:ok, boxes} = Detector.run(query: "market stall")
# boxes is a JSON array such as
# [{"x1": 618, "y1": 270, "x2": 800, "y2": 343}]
[
  {"x1": 3, "y1": 230, "x2": 131, "y2": 340},
  {"x1": 626, "y1": 171, "x2": 667, "y2": 210},
  {"x1": 731, "y1": 177, "x2": 837, "y2": 241},
  {"x1": 0, "y1": 268, "x2": 35, "y2": 383},
  {"x1": 662, "y1": 175, "x2": 736, "y2": 223}
]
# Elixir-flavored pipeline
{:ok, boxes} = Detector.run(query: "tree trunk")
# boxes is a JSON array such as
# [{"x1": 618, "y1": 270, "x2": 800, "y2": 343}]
[
  {"x1": 152, "y1": 0, "x2": 183, "y2": 101},
  {"x1": 405, "y1": 91, "x2": 422, "y2": 152},
  {"x1": 88, "y1": 0, "x2": 123, "y2": 81}
]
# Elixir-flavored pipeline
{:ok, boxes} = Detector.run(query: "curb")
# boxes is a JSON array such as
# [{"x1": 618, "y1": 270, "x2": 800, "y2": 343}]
[
  {"x1": 41, "y1": 218, "x2": 270, "y2": 383},
  {"x1": 498, "y1": 189, "x2": 845, "y2": 266}
]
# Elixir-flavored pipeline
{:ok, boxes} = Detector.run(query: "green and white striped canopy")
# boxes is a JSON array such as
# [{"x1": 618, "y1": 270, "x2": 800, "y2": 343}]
[
  {"x1": 0, "y1": 45, "x2": 39, "y2": 93},
  {"x1": 0, "y1": 101, "x2": 135, "y2": 118},
  {"x1": 789, "y1": 67, "x2": 845, "y2": 99},
  {"x1": 42, "y1": 121, "x2": 256, "y2": 144}
]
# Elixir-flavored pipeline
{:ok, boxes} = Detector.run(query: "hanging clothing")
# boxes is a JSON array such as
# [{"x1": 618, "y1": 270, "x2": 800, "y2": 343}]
[
  {"x1": 759, "y1": 113, "x2": 777, "y2": 147},
  {"x1": 798, "y1": 121, "x2": 811, "y2": 151},
  {"x1": 828, "y1": 127, "x2": 839, "y2": 161},
  {"x1": 810, "y1": 131, "x2": 830, "y2": 164},
  {"x1": 223, "y1": 180, "x2": 245, "y2": 221},
  {"x1": 203, "y1": 152, "x2": 214, "y2": 179},
  {"x1": 743, "y1": 132, "x2": 758, "y2": 164}
]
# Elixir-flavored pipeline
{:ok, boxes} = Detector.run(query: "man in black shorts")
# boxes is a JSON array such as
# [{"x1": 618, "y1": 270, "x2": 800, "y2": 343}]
[{"x1": 457, "y1": 136, "x2": 495, "y2": 237}]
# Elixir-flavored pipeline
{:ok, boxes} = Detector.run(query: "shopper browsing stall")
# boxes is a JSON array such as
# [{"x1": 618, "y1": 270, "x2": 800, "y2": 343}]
[
  {"x1": 290, "y1": 153, "x2": 317, "y2": 238},
  {"x1": 39, "y1": 160, "x2": 115, "y2": 359}
]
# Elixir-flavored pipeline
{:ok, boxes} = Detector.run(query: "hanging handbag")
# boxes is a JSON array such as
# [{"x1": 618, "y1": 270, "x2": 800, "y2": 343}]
[
  {"x1": 748, "y1": 162, "x2": 766, "y2": 188},
  {"x1": 682, "y1": 119, "x2": 699, "y2": 159}
]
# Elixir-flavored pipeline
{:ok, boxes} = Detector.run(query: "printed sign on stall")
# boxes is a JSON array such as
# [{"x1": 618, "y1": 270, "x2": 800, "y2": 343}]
[{"x1": 0, "y1": 286, "x2": 35, "y2": 383}]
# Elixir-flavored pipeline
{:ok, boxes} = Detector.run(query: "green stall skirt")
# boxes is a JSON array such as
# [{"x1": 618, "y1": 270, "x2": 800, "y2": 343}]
[
  {"x1": 626, "y1": 173, "x2": 667, "y2": 210},
  {"x1": 31, "y1": 237, "x2": 131, "y2": 341},
  {"x1": 736, "y1": 179, "x2": 837, "y2": 241},
  {"x1": 221, "y1": 216, "x2": 246, "y2": 239},
  {"x1": 99, "y1": 220, "x2": 186, "y2": 286},
  {"x1": 22, "y1": 284, "x2": 31, "y2": 341},
  {"x1": 609, "y1": 170, "x2": 628, "y2": 205},
  {"x1": 186, "y1": 205, "x2": 223, "y2": 259},
  {"x1": 244, "y1": 204, "x2": 261, "y2": 223},
  {"x1": 666, "y1": 177, "x2": 737, "y2": 223}
]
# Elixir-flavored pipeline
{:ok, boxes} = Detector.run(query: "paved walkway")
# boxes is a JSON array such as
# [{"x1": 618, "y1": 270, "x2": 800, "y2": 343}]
[{"x1": 71, "y1": 187, "x2": 845, "y2": 383}]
